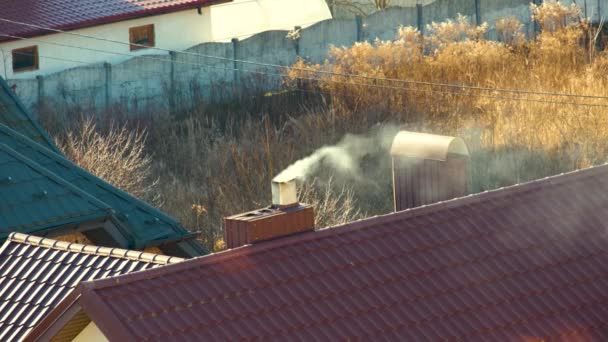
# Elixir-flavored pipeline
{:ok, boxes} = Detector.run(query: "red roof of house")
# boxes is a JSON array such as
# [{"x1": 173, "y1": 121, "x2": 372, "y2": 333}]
[
  {"x1": 40, "y1": 164, "x2": 608, "y2": 340},
  {"x1": 0, "y1": 0, "x2": 228, "y2": 42}
]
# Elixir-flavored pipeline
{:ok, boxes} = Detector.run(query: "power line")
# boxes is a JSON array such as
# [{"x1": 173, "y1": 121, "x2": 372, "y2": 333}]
[
  {"x1": 2, "y1": 17, "x2": 608, "y2": 101},
  {"x1": 2, "y1": 32, "x2": 608, "y2": 108}
]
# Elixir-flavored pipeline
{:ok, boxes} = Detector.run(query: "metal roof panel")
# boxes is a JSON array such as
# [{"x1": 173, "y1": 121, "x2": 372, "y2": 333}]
[
  {"x1": 0, "y1": 124, "x2": 201, "y2": 251},
  {"x1": 0, "y1": 144, "x2": 111, "y2": 239}
]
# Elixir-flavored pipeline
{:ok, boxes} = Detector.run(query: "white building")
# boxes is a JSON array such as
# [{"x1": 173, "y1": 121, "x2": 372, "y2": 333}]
[
  {"x1": 0, "y1": 0, "x2": 332, "y2": 79},
  {"x1": 327, "y1": 0, "x2": 435, "y2": 18}
]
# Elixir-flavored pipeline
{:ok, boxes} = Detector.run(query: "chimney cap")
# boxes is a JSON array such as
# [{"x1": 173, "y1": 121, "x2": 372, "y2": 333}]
[
  {"x1": 390, "y1": 131, "x2": 469, "y2": 161},
  {"x1": 272, "y1": 178, "x2": 298, "y2": 207}
]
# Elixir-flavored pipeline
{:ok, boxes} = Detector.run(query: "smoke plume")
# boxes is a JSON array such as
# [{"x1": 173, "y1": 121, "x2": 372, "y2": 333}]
[{"x1": 273, "y1": 125, "x2": 400, "y2": 183}]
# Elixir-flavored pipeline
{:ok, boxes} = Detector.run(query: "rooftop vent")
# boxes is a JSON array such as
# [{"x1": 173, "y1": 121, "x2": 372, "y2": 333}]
[
  {"x1": 224, "y1": 178, "x2": 314, "y2": 249},
  {"x1": 390, "y1": 131, "x2": 470, "y2": 212}
]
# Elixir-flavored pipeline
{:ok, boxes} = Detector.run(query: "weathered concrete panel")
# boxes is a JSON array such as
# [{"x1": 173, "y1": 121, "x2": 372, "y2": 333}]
[
  {"x1": 9, "y1": 79, "x2": 38, "y2": 112},
  {"x1": 236, "y1": 30, "x2": 299, "y2": 92},
  {"x1": 43, "y1": 63, "x2": 106, "y2": 112},
  {"x1": 423, "y1": 0, "x2": 476, "y2": 26},
  {"x1": 480, "y1": 0, "x2": 532, "y2": 38},
  {"x1": 362, "y1": 7, "x2": 418, "y2": 42},
  {"x1": 111, "y1": 54, "x2": 172, "y2": 113},
  {"x1": 299, "y1": 19, "x2": 358, "y2": 64},
  {"x1": 175, "y1": 42, "x2": 234, "y2": 105}
]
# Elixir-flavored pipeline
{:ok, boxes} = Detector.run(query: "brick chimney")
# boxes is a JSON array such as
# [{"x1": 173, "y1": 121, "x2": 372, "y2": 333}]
[
  {"x1": 390, "y1": 131, "x2": 470, "y2": 212},
  {"x1": 224, "y1": 178, "x2": 315, "y2": 249}
]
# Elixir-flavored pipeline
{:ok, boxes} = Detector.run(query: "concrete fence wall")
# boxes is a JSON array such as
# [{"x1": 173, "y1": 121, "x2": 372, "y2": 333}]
[{"x1": 8, "y1": 0, "x2": 600, "y2": 116}]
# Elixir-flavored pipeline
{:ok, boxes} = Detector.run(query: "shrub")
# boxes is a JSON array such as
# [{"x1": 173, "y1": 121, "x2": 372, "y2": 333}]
[{"x1": 56, "y1": 118, "x2": 159, "y2": 204}]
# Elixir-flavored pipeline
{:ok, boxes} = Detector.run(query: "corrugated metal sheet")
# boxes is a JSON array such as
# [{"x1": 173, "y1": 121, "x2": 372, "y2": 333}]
[
  {"x1": 72, "y1": 163, "x2": 608, "y2": 341},
  {"x1": 0, "y1": 233, "x2": 182, "y2": 342},
  {"x1": 393, "y1": 155, "x2": 468, "y2": 211},
  {"x1": 0, "y1": 0, "x2": 227, "y2": 42},
  {"x1": 0, "y1": 143, "x2": 111, "y2": 238}
]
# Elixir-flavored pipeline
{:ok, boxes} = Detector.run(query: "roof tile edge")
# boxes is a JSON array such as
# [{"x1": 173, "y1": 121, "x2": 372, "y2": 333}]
[{"x1": 8, "y1": 232, "x2": 183, "y2": 265}]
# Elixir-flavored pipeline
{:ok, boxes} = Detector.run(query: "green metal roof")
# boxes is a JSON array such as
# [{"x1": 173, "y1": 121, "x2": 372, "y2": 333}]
[
  {"x1": 0, "y1": 143, "x2": 112, "y2": 239},
  {"x1": 0, "y1": 123, "x2": 198, "y2": 250},
  {"x1": 0, "y1": 75, "x2": 206, "y2": 256},
  {"x1": 0, "y1": 78, "x2": 60, "y2": 154}
]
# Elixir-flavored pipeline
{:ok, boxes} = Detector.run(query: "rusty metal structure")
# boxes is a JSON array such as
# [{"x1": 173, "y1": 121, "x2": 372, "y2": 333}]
[{"x1": 390, "y1": 131, "x2": 470, "y2": 212}]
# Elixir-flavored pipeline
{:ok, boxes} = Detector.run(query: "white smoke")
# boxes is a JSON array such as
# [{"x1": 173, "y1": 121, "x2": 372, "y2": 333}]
[{"x1": 273, "y1": 125, "x2": 400, "y2": 183}]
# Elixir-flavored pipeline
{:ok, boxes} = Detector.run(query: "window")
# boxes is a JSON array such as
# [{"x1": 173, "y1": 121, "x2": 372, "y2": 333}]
[
  {"x1": 12, "y1": 46, "x2": 38, "y2": 72},
  {"x1": 129, "y1": 24, "x2": 155, "y2": 51}
]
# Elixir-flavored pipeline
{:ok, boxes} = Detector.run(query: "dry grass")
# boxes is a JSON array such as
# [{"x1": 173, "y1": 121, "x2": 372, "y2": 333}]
[
  {"x1": 43, "y1": 2, "x2": 608, "y2": 251},
  {"x1": 56, "y1": 118, "x2": 160, "y2": 204},
  {"x1": 289, "y1": 1, "x2": 608, "y2": 169},
  {"x1": 299, "y1": 177, "x2": 365, "y2": 229}
]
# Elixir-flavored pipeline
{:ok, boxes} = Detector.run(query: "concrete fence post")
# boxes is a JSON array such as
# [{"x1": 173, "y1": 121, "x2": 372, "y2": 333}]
[
  {"x1": 583, "y1": 0, "x2": 588, "y2": 18},
  {"x1": 474, "y1": 0, "x2": 481, "y2": 26},
  {"x1": 417, "y1": 4, "x2": 424, "y2": 34},
  {"x1": 104, "y1": 62, "x2": 112, "y2": 110},
  {"x1": 231, "y1": 38, "x2": 240, "y2": 89},
  {"x1": 533, "y1": 0, "x2": 543, "y2": 38},
  {"x1": 293, "y1": 26, "x2": 302, "y2": 56},
  {"x1": 169, "y1": 51, "x2": 177, "y2": 113},
  {"x1": 355, "y1": 16, "x2": 363, "y2": 42},
  {"x1": 36, "y1": 75, "x2": 44, "y2": 115}
]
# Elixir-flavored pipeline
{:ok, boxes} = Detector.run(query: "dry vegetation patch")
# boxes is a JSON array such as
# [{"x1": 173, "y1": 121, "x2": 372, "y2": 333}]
[{"x1": 48, "y1": 1, "x2": 608, "y2": 251}]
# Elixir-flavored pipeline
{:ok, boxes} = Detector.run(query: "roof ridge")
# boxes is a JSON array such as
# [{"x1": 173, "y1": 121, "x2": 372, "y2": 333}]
[
  {"x1": 78, "y1": 163, "x2": 608, "y2": 291},
  {"x1": 0, "y1": 77, "x2": 61, "y2": 154},
  {"x1": 7, "y1": 232, "x2": 184, "y2": 265}
]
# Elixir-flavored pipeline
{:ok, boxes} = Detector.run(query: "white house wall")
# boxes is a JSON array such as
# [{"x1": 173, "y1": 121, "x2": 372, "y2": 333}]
[
  {"x1": 208, "y1": 0, "x2": 332, "y2": 42},
  {"x1": 0, "y1": 9, "x2": 211, "y2": 79},
  {"x1": 0, "y1": 0, "x2": 332, "y2": 80}
]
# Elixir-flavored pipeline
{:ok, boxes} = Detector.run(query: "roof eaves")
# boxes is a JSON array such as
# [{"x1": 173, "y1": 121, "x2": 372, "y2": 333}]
[
  {"x1": 0, "y1": 77, "x2": 61, "y2": 154},
  {"x1": 4, "y1": 214, "x2": 112, "y2": 240},
  {"x1": 141, "y1": 231, "x2": 199, "y2": 248},
  {"x1": 78, "y1": 282, "x2": 134, "y2": 341}
]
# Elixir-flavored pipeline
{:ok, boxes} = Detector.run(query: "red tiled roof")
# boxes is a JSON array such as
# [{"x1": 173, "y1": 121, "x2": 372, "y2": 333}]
[
  {"x1": 53, "y1": 164, "x2": 608, "y2": 340},
  {"x1": 0, "y1": 0, "x2": 228, "y2": 42}
]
